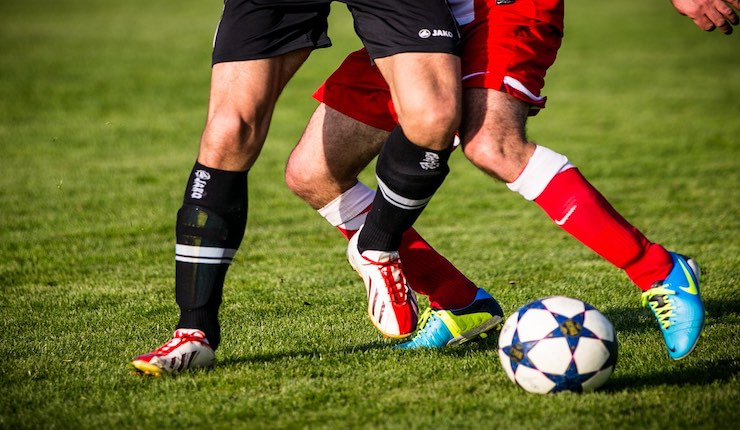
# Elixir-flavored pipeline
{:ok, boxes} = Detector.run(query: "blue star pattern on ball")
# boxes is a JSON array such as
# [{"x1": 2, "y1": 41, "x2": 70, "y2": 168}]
[{"x1": 498, "y1": 296, "x2": 618, "y2": 394}]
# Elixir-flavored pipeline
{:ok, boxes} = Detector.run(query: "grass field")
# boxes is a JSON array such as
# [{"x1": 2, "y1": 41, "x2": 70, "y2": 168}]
[{"x1": 1, "y1": 0, "x2": 739, "y2": 428}]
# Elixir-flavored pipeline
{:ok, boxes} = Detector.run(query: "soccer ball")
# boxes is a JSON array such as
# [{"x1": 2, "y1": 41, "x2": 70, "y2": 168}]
[{"x1": 497, "y1": 296, "x2": 618, "y2": 394}]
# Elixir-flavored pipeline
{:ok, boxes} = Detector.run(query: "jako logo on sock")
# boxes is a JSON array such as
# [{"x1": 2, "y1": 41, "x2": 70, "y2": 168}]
[
  {"x1": 420, "y1": 152, "x2": 440, "y2": 170},
  {"x1": 190, "y1": 170, "x2": 211, "y2": 199}
]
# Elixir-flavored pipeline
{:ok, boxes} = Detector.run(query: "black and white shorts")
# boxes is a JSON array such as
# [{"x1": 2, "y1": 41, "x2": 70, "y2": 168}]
[{"x1": 212, "y1": 0, "x2": 460, "y2": 64}]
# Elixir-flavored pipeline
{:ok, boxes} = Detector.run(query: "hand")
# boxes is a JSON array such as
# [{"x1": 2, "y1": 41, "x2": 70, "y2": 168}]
[{"x1": 671, "y1": 0, "x2": 740, "y2": 34}]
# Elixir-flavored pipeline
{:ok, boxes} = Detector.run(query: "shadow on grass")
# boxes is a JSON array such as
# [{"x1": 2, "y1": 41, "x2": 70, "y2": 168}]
[
  {"x1": 217, "y1": 340, "x2": 389, "y2": 368},
  {"x1": 703, "y1": 296, "x2": 740, "y2": 319},
  {"x1": 604, "y1": 358, "x2": 740, "y2": 392},
  {"x1": 217, "y1": 334, "x2": 505, "y2": 369},
  {"x1": 601, "y1": 297, "x2": 738, "y2": 335},
  {"x1": 217, "y1": 334, "x2": 506, "y2": 372},
  {"x1": 214, "y1": 297, "x2": 737, "y2": 375},
  {"x1": 600, "y1": 296, "x2": 740, "y2": 391}
]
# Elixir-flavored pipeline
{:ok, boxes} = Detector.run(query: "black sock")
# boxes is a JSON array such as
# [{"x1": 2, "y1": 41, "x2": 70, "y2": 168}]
[
  {"x1": 358, "y1": 125, "x2": 451, "y2": 253},
  {"x1": 174, "y1": 162, "x2": 248, "y2": 350}
]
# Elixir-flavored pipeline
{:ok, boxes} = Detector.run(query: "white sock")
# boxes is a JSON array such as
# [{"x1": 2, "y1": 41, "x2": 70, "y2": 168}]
[
  {"x1": 506, "y1": 145, "x2": 574, "y2": 201},
  {"x1": 318, "y1": 182, "x2": 375, "y2": 231}
]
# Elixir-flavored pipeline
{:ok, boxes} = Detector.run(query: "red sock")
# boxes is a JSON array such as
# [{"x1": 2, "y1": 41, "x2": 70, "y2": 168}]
[
  {"x1": 322, "y1": 182, "x2": 478, "y2": 309},
  {"x1": 340, "y1": 218, "x2": 477, "y2": 309},
  {"x1": 398, "y1": 229, "x2": 478, "y2": 309},
  {"x1": 534, "y1": 168, "x2": 673, "y2": 290}
]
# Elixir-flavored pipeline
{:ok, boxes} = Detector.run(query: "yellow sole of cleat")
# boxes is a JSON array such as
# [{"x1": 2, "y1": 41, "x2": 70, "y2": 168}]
[
  {"x1": 131, "y1": 360, "x2": 166, "y2": 377},
  {"x1": 448, "y1": 317, "x2": 503, "y2": 346},
  {"x1": 367, "y1": 312, "x2": 414, "y2": 340}
]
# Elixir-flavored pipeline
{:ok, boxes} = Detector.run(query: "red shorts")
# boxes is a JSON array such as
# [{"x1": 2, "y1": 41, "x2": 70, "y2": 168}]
[{"x1": 314, "y1": 0, "x2": 564, "y2": 131}]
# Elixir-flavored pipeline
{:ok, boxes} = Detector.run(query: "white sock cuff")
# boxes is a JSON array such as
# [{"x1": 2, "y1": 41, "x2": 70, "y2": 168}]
[
  {"x1": 506, "y1": 145, "x2": 573, "y2": 201},
  {"x1": 318, "y1": 182, "x2": 375, "y2": 227}
]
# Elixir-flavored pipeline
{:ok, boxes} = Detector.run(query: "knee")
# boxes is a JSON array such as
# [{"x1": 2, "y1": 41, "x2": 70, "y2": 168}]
[
  {"x1": 462, "y1": 136, "x2": 497, "y2": 172},
  {"x1": 397, "y1": 96, "x2": 461, "y2": 150},
  {"x1": 199, "y1": 111, "x2": 264, "y2": 170},
  {"x1": 462, "y1": 134, "x2": 534, "y2": 183},
  {"x1": 284, "y1": 155, "x2": 312, "y2": 199},
  {"x1": 284, "y1": 149, "x2": 331, "y2": 205},
  {"x1": 201, "y1": 113, "x2": 251, "y2": 152}
]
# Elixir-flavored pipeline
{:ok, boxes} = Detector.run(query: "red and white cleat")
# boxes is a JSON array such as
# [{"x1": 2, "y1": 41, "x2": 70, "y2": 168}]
[
  {"x1": 131, "y1": 329, "x2": 215, "y2": 376},
  {"x1": 347, "y1": 227, "x2": 418, "y2": 339}
]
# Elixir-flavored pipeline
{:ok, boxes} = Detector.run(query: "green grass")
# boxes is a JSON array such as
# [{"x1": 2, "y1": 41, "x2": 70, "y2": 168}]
[{"x1": 1, "y1": 0, "x2": 739, "y2": 428}]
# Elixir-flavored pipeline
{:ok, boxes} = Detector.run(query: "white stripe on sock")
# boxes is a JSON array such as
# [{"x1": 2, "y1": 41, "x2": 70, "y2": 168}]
[
  {"x1": 376, "y1": 177, "x2": 431, "y2": 211},
  {"x1": 175, "y1": 255, "x2": 233, "y2": 265},
  {"x1": 175, "y1": 244, "x2": 236, "y2": 265}
]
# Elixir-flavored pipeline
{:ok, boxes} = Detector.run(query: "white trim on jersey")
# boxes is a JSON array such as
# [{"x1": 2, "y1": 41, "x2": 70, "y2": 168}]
[
  {"x1": 462, "y1": 71, "x2": 489, "y2": 82},
  {"x1": 376, "y1": 177, "x2": 432, "y2": 211},
  {"x1": 503, "y1": 76, "x2": 545, "y2": 103},
  {"x1": 175, "y1": 244, "x2": 237, "y2": 265},
  {"x1": 461, "y1": 75, "x2": 547, "y2": 105}
]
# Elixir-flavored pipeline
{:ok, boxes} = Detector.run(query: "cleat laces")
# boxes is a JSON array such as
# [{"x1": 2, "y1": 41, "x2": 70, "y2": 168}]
[
  {"x1": 641, "y1": 286, "x2": 676, "y2": 329},
  {"x1": 363, "y1": 254, "x2": 409, "y2": 306},
  {"x1": 152, "y1": 338, "x2": 182, "y2": 355},
  {"x1": 151, "y1": 330, "x2": 208, "y2": 356},
  {"x1": 406, "y1": 308, "x2": 435, "y2": 341}
]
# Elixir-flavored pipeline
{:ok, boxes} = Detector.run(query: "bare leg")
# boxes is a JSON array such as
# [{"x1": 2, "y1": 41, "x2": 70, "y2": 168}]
[
  {"x1": 460, "y1": 88, "x2": 673, "y2": 289},
  {"x1": 200, "y1": 49, "x2": 312, "y2": 171},
  {"x1": 460, "y1": 88, "x2": 534, "y2": 183},
  {"x1": 357, "y1": 52, "x2": 462, "y2": 256},
  {"x1": 131, "y1": 48, "x2": 315, "y2": 375},
  {"x1": 174, "y1": 49, "x2": 312, "y2": 349},
  {"x1": 286, "y1": 104, "x2": 385, "y2": 209},
  {"x1": 286, "y1": 104, "x2": 479, "y2": 310},
  {"x1": 374, "y1": 53, "x2": 461, "y2": 150}
]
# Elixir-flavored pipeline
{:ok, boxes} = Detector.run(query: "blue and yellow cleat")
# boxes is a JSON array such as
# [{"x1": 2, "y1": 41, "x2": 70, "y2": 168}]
[
  {"x1": 641, "y1": 252, "x2": 704, "y2": 360},
  {"x1": 395, "y1": 288, "x2": 504, "y2": 349}
]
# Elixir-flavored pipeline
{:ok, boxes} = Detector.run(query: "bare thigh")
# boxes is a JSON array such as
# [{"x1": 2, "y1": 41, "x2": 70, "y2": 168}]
[
  {"x1": 374, "y1": 52, "x2": 461, "y2": 149},
  {"x1": 199, "y1": 48, "x2": 311, "y2": 171}
]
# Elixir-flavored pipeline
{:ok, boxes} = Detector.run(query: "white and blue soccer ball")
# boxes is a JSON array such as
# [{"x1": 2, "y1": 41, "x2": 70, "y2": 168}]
[{"x1": 497, "y1": 296, "x2": 618, "y2": 394}]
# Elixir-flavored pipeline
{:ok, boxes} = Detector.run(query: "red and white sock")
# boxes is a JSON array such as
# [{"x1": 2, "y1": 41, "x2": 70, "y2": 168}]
[
  {"x1": 508, "y1": 145, "x2": 673, "y2": 290},
  {"x1": 319, "y1": 182, "x2": 478, "y2": 308},
  {"x1": 318, "y1": 182, "x2": 374, "y2": 240}
]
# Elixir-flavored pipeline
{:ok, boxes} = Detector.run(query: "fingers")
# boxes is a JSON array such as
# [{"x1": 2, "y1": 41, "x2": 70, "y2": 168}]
[
  {"x1": 718, "y1": 0, "x2": 740, "y2": 24},
  {"x1": 693, "y1": 14, "x2": 718, "y2": 32},
  {"x1": 679, "y1": 0, "x2": 740, "y2": 34},
  {"x1": 710, "y1": 0, "x2": 740, "y2": 34},
  {"x1": 726, "y1": 0, "x2": 740, "y2": 11}
]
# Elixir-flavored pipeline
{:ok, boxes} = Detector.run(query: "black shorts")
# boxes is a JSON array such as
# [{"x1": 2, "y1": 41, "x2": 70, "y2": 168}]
[{"x1": 212, "y1": 0, "x2": 459, "y2": 64}]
